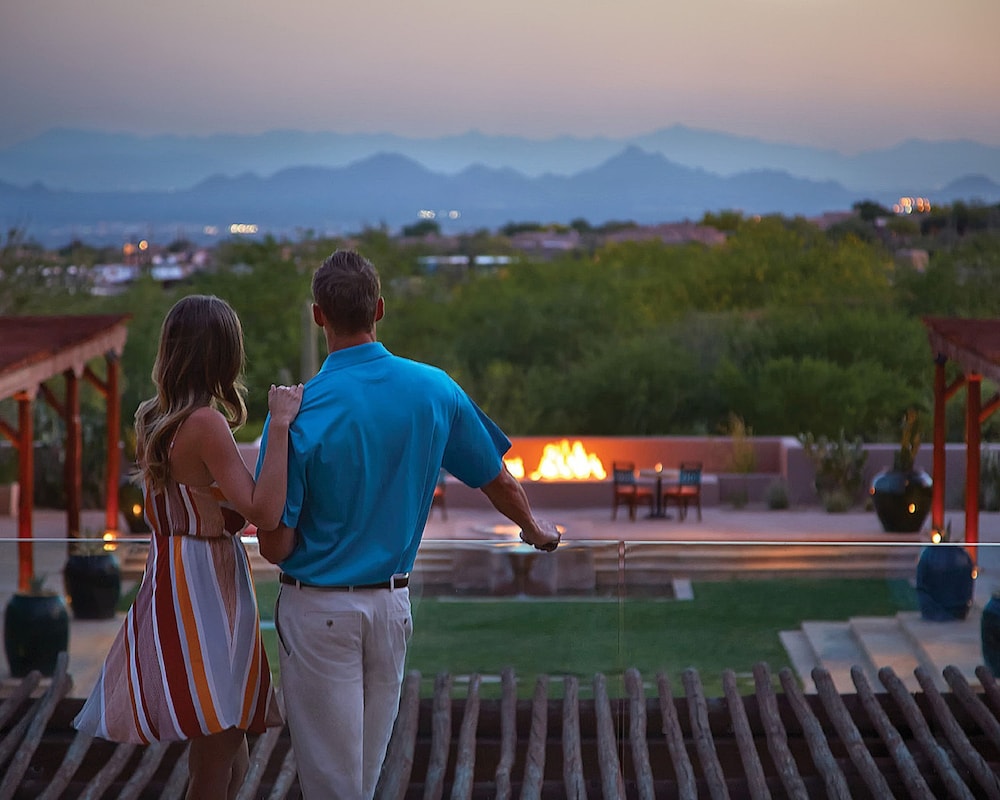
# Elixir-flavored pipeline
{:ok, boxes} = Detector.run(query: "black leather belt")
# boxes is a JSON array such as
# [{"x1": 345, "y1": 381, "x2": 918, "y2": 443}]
[{"x1": 279, "y1": 572, "x2": 409, "y2": 591}]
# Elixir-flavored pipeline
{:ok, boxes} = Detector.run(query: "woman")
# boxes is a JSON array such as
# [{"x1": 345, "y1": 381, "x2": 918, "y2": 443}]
[{"x1": 74, "y1": 295, "x2": 302, "y2": 799}]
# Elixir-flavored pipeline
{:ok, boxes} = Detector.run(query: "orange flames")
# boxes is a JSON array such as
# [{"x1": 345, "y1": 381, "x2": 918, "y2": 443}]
[{"x1": 504, "y1": 439, "x2": 606, "y2": 481}]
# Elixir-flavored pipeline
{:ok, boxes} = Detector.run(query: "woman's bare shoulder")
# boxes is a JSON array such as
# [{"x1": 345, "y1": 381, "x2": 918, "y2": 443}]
[{"x1": 173, "y1": 406, "x2": 234, "y2": 452}]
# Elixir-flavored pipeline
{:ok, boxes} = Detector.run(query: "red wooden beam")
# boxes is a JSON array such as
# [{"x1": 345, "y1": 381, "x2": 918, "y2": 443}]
[
  {"x1": 105, "y1": 355, "x2": 121, "y2": 536},
  {"x1": 979, "y1": 393, "x2": 1000, "y2": 424},
  {"x1": 16, "y1": 394, "x2": 33, "y2": 593},
  {"x1": 65, "y1": 370, "x2": 82, "y2": 544},
  {"x1": 0, "y1": 417, "x2": 17, "y2": 444},
  {"x1": 38, "y1": 382, "x2": 66, "y2": 419},
  {"x1": 944, "y1": 375, "x2": 967, "y2": 402},
  {"x1": 83, "y1": 364, "x2": 109, "y2": 397},
  {"x1": 965, "y1": 376, "x2": 981, "y2": 563},
  {"x1": 932, "y1": 357, "x2": 947, "y2": 533}
]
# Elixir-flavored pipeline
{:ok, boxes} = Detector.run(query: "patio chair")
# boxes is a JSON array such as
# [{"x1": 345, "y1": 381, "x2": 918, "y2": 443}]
[
  {"x1": 663, "y1": 461, "x2": 703, "y2": 521},
  {"x1": 611, "y1": 461, "x2": 654, "y2": 521}
]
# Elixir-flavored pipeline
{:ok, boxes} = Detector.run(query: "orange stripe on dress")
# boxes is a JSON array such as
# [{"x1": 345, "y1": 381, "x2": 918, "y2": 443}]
[
  {"x1": 240, "y1": 627, "x2": 263, "y2": 724},
  {"x1": 171, "y1": 536, "x2": 224, "y2": 732}
]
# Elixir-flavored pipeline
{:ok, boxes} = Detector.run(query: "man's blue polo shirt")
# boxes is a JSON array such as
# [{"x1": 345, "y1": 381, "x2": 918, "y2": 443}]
[{"x1": 255, "y1": 342, "x2": 510, "y2": 585}]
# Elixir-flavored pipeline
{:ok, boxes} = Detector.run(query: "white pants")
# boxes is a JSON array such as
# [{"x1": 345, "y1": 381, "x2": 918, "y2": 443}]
[{"x1": 275, "y1": 584, "x2": 412, "y2": 800}]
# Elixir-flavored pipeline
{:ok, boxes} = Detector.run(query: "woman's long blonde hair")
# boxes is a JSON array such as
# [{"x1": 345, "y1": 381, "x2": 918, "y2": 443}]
[{"x1": 134, "y1": 295, "x2": 247, "y2": 489}]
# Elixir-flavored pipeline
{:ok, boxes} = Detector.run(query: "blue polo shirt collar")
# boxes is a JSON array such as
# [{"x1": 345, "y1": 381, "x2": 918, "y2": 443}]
[{"x1": 318, "y1": 341, "x2": 390, "y2": 373}]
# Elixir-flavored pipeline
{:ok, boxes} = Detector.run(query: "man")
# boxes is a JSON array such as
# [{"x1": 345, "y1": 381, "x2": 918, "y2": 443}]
[{"x1": 256, "y1": 249, "x2": 561, "y2": 799}]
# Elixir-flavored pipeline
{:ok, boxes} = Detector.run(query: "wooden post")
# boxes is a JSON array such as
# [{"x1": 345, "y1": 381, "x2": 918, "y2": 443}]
[
  {"x1": 85, "y1": 355, "x2": 123, "y2": 537},
  {"x1": 965, "y1": 375, "x2": 981, "y2": 563},
  {"x1": 65, "y1": 369, "x2": 82, "y2": 544},
  {"x1": 16, "y1": 393, "x2": 33, "y2": 593},
  {"x1": 105, "y1": 354, "x2": 121, "y2": 535},
  {"x1": 932, "y1": 356, "x2": 947, "y2": 532}
]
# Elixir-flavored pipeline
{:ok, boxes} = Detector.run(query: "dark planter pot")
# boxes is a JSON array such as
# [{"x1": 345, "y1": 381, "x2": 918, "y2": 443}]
[
  {"x1": 916, "y1": 543, "x2": 975, "y2": 621},
  {"x1": 64, "y1": 552, "x2": 121, "y2": 620},
  {"x1": 119, "y1": 478, "x2": 149, "y2": 534},
  {"x1": 982, "y1": 593, "x2": 1000, "y2": 676},
  {"x1": 4, "y1": 592, "x2": 70, "y2": 677},
  {"x1": 871, "y1": 468, "x2": 933, "y2": 533}
]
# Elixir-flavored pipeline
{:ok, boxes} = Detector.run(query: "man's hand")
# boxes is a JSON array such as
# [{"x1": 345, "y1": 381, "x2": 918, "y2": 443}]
[
  {"x1": 519, "y1": 519, "x2": 561, "y2": 552},
  {"x1": 257, "y1": 524, "x2": 297, "y2": 564}
]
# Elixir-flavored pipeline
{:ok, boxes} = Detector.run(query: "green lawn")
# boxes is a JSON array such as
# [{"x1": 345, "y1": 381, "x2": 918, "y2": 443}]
[{"x1": 254, "y1": 577, "x2": 918, "y2": 697}]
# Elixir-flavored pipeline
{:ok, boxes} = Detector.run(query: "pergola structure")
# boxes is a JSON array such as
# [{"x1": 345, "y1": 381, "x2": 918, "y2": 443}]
[
  {"x1": 0, "y1": 314, "x2": 130, "y2": 593},
  {"x1": 924, "y1": 316, "x2": 1000, "y2": 562}
]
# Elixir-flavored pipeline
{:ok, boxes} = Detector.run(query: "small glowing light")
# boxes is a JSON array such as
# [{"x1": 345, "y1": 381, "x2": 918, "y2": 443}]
[
  {"x1": 448, "y1": 210, "x2": 460, "y2": 219},
  {"x1": 138, "y1": 240, "x2": 149, "y2": 251},
  {"x1": 132, "y1": 503, "x2": 143, "y2": 517},
  {"x1": 931, "y1": 530, "x2": 942, "y2": 544},
  {"x1": 229, "y1": 223, "x2": 259, "y2": 235},
  {"x1": 418, "y1": 209, "x2": 436, "y2": 219},
  {"x1": 907, "y1": 503, "x2": 916, "y2": 513},
  {"x1": 973, "y1": 567, "x2": 979, "y2": 580},
  {"x1": 655, "y1": 463, "x2": 663, "y2": 473},
  {"x1": 123, "y1": 243, "x2": 136, "y2": 255}
]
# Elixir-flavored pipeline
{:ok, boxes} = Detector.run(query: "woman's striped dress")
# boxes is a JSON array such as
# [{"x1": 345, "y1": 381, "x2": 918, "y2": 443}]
[{"x1": 73, "y1": 479, "x2": 282, "y2": 743}]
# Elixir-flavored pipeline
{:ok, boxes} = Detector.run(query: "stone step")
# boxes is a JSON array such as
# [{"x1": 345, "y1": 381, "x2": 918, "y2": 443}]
[
  {"x1": 778, "y1": 629, "x2": 819, "y2": 694},
  {"x1": 848, "y1": 616, "x2": 927, "y2": 692},
  {"x1": 784, "y1": 610, "x2": 989, "y2": 695},
  {"x1": 898, "y1": 608, "x2": 984, "y2": 688},
  {"x1": 797, "y1": 621, "x2": 878, "y2": 694}
]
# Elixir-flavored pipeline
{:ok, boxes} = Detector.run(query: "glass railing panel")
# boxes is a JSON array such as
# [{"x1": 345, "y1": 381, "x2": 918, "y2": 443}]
[{"x1": 2, "y1": 509, "x2": 998, "y2": 704}]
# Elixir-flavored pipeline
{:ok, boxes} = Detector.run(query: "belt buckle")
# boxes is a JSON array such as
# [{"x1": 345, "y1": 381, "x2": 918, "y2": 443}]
[{"x1": 390, "y1": 573, "x2": 408, "y2": 590}]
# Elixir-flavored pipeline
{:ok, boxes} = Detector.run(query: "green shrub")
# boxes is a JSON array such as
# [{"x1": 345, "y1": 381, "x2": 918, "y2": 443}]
[{"x1": 799, "y1": 430, "x2": 868, "y2": 512}]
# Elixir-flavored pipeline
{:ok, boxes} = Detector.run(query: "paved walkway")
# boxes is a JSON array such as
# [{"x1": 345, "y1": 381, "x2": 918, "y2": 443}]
[{"x1": 3, "y1": 504, "x2": 1000, "y2": 697}]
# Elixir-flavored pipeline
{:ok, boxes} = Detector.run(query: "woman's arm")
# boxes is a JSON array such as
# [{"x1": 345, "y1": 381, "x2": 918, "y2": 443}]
[{"x1": 192, "y1": 384, "x2": 303, "y2": 530}]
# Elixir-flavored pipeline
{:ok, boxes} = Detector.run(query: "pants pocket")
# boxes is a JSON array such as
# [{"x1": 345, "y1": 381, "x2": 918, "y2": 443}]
[{"x1": 274, "y1": 588, "x2": 291, "y2": 656}]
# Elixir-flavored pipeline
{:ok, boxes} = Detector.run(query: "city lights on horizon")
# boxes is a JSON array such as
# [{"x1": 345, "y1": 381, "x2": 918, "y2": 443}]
[{"x1": 894, "y1": 196, "x2": 931, "y2": 215}]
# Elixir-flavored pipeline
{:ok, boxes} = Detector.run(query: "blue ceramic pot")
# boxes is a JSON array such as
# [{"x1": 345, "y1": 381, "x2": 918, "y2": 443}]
[
  {"x1": 871, "y1": 468, "x2": 933, "y2": 533},
  {"x1": 64, "y1": 553, "x2": 121, "y2": 620},
  {"x1": 916, "y1": 544, "x2": 975, "y2": 621},
  {"x1": 4, "y1": 592, "x2": 70, "y2": 677},
  {"x1": 982, "y1": 593, "x2": 1000, "y2": 675}
]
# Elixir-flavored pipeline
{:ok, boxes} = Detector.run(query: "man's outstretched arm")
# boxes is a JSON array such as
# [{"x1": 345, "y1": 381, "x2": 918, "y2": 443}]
[{"x1": 479, "y1": 464, "x2": 561, "y2": 551}]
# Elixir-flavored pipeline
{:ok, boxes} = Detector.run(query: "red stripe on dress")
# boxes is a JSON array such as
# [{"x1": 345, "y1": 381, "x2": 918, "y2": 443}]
[
  {"x1": 152, "y1": 537, "x2": 204, "y2": 736},
  {"x1": 149, "y1": 482, "x2": 171, "y2": 537},
  {"x1": 123, "y1": 603, "x2": 151, "y2": 744}
]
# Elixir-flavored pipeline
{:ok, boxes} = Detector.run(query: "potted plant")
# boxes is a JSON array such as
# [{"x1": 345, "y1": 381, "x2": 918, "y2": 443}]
[
  {"x1": 799, "y1": 430, "x2": 868, "y2": 512},
  {"x1": 916, "y1": 522, "x2": 975, "y2": 621},
  {"x1": 870, "y1": 407, "x2": 933, "y2": 533},
  {"x1": 63, "y1": 529, "x2": 121, "y2": 620},
  {"x1": 4, "y1": 574, "x2": 70, "y2": 677}
]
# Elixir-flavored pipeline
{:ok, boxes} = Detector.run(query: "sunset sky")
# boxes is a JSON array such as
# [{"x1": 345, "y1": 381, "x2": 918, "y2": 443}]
[{"x1": 1, "y1": 0, "x2": 998, "y2": 152}]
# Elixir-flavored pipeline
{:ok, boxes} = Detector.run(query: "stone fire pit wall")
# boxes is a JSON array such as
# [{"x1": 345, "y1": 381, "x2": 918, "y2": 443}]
[{"x1": 235, "y1": 438, "x2": 980, "y2": 512}]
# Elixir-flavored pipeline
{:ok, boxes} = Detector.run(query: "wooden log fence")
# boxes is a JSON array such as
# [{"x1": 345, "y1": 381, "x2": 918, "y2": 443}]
[{"x1": 3, "y1": 656, "x2": 1000, "y2": 798}]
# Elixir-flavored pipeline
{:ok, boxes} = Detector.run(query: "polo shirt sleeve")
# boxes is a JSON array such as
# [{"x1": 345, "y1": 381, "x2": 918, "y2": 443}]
[
  {"x1": 281, "y1": 426, "x2": 306, "y2": 529},
  {"x1": 441, "y1": 389, "x2": 511, "y2": 488}
]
